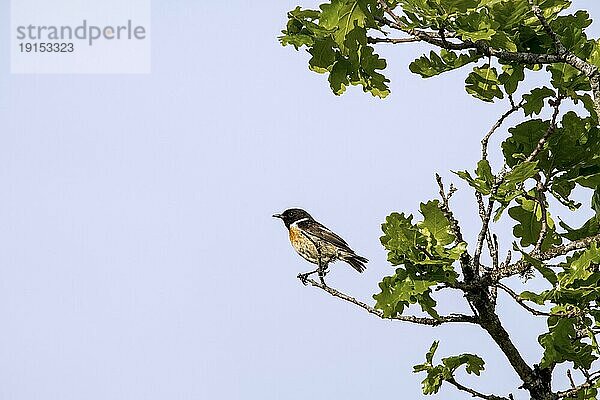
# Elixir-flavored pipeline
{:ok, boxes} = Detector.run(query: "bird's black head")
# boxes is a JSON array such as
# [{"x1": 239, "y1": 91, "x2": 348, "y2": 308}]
[{"x1": 273, "y1": 208, "x2": 313, "y2": 228}]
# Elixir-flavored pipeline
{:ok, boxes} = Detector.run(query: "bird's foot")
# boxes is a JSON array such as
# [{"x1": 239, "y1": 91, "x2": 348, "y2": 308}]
[
  {"x1": 297, "y1": 273, "x2": 310, "y2": 285},
  {"x1": 298, "y1": 266, "x2": 329, "y2": 286}
]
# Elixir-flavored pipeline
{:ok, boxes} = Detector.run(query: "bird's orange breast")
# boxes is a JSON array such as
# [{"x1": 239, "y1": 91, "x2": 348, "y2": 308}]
[{"x1": 289, "y1": 225, "x2": 301, "y2": 244}]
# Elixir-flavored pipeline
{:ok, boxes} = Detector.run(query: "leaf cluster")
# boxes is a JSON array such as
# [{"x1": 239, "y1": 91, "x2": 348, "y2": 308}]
[
  {"x1": 280, "y1": 2, "x2": 390, "y2": 97},
  {"x1": 413, "y1": 341, "x2": 485, "y2": 395},
  {"x1": 374, "y1": 200, "x2": 466, "y2": 318}
]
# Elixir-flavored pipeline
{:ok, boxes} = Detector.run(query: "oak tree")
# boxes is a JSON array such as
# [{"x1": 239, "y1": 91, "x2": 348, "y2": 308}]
[{"x1": 279, "y1": 1, "x2": 600, "y2": 399}]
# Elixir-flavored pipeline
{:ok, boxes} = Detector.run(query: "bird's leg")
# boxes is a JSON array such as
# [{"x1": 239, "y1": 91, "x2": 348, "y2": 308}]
[
  {"x1": 315, "y1": 241, "x2": 327, "y2": 286},
  {"x1": 317, "y1": 260, "x2": 328, "y2": 286}
]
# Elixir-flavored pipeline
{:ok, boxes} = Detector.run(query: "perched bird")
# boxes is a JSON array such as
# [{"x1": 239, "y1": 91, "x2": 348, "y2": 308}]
[{"x1": 273, "y1": 208, "x2": 368, "y2": 285}]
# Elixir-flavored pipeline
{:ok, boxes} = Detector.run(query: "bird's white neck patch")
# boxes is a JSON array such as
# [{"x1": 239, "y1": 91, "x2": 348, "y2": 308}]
[{"x1": 291, "y1": 217, "x2": 310, "y2": 227}]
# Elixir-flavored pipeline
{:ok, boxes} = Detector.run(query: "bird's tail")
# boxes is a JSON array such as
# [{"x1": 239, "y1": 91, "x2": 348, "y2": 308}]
[{"x1": 342, "y1": 252, "x2": 368, "y2": 273}]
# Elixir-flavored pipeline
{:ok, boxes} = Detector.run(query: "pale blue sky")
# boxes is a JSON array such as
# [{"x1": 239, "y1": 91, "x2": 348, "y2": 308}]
[{"x1": 1, "y1": 1, "x2": 600, "y2": 399}]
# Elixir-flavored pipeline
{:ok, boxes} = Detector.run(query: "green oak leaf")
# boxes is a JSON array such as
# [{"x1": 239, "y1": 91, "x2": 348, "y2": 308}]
[
  {"x1": 522, "y1": 87, "x2": 555, "y2": 116},
  {"x1": 539, "y1": 317, "x2": 595, "y2": 370},
  {"x1": 439, "y1": 0, "x2": 481, "y2": 14},
  {"x1": 508, "y1": 198, "x2": 561, "y2": 250},
  {"x1": 503, "y1": 161, "x2": 539, "y2": 187},
  {"x1": 320, "y1": 0, "x2": 368, "y2": 50},
  {"x1": 329, "y1": 59, "x2": 351, "y2": 95},
  {"x1": 465, "y1": 65, "x2": 504, "y2": 102},
  {"x1": 551, "y1": 179, "x2": 578, "y2": 208},
  {"x1": 373, "y1": 266, "x2": 442, "y2": 318},
  {"x1": 520, "y1": 290, "x2": 547, "y2": 305},
  {"x1": 380, "y1": 211, "x2": 435, "y2": 267},
  {"x1": 560, "y1": 217, "x2": 600, "y2": 241},
  {"x1": 548, "y1": 63, "x2": 591, "y2": 97},
  {"x1": 576, "y1": 92, "x2": 599, "y2": 123},
  {"x1": 593, "y1": 187, "x2": 600, "y2": 219},
  {"x1": 410, "y1": 49, "x2": 481, "y2": 78},
  {"x1": 455, "y1": 9, "x2": 497, "y2": 42},
  {"x1": 308, "y1": 37, "x2": 337, "y2": 72},
  {"x1": 502, "y1": 119, "x2": 549, "y2": 167},
  {"x1": 550, "y1": 112, "x2": 600, "y2": 173},
  {"x1": 454, "y1": 159, "x2": 495, "y2": 195},
  {"x1": 487, "y1": 0, "x2": 530, "y2": 30},
  {"x1": 499, "y1": 64, "x2": 525, "y2": 94},
  {"x1": 560, "y1": 243, "x2": 600, "y2": 285},
  {"x1": 490, "y1": 31, "x2": 518, "y2": 52},
  {"x1": 442, "y1": 353, "x2": 485, "y2": 375},
  {"x1": 414, "y1": 342, "x2": 486, "y2": 396},
  {"x1": 418, "y1": 200, "x2": 455, "y2": 247}
]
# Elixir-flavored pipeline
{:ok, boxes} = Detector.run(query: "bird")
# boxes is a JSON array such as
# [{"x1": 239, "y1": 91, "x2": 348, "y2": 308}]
[{"x1": 273, "y1": 208, "x2": 368, "y2": 285}]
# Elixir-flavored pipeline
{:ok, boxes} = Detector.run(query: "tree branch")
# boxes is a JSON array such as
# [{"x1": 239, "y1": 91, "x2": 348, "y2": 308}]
[
  {"x1": 472, "y1": 169, "x2": 506, "y2": 277},
  {"x1": 299, "y1": 276, "x2": 478, "y2": 326},
  {"x1": 567, "y1": 370, "x2": 576, "y2": 390},
  {"x1": 375, "y1": 0, "x2": 600, "y2": 118},
  {"x1": 367, "y1": 36, "x2": 420, "y2": 44},
  {"x1": 447, "y1": 378, "x2": 509, "y2": 400},
  {"x1": 528, "y1": 1, "x2": 564, "y2": 55},
  {"x1": 493, "y1": 233, "x2": 600, "y2": 280},
  {"x1": 375, "y1": 7, "x2": 566, "y2": 61},
  {"x1": 436, "y1": 174, "x2": 474, "y2": 281},
  {"x1": 468, "y1": 294, "x2": 538, "y2": 394},
  {"x1": 542, "y1": 233, "x2": 600, "y2": 260}
]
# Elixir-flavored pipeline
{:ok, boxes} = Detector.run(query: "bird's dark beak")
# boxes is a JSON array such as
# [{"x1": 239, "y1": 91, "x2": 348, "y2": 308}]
[{"x1": 272, "y1": 213, "x2": 282, "y2": 219}]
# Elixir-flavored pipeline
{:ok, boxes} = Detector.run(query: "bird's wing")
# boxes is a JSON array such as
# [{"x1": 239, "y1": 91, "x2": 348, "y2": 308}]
[{"x1": 297, "y1": 219, "x2": 354, "y2": 253}]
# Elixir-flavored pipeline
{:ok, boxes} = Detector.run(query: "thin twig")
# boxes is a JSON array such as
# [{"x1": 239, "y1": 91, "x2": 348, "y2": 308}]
[
  {"x1": 475, "y1": 192, "x2": 487, "y2": 220},
  {"x1": 502, "y1": 250, "x2": 512, "y2": 270},
  {"x1": 436, "y1": 174, "x2": 465, "y2": 244},
  {"x1": 495, "y1": 283, "x2": 572, "y2": 317},
  {"x1": 556, "y1": 376, "x2": 599, "y2": 399},
  {"x1": 534, "y1": 176, "x2": 549, "y2": 252},
  {"x1": 492, "y1": 234, "x2": 499, "y2": 271},
  {"x1": 524, "y1": 96, "x2": 562, "y2": 163},
  {"x1": 475, "y1": 191, "x2": 497, "y2": 268},
  {"x1": 567, "y1": 370, "x2": 576, "y2": 389},
  {"x1": 472, "y1": 167, "x2": 507, "y2": 277},
  {"x1": 482, "y1": 98, "x2": 524, "y2": 160},
  {"x1": 447, "y1": 378, "x2": 509, "y2": 400}
]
